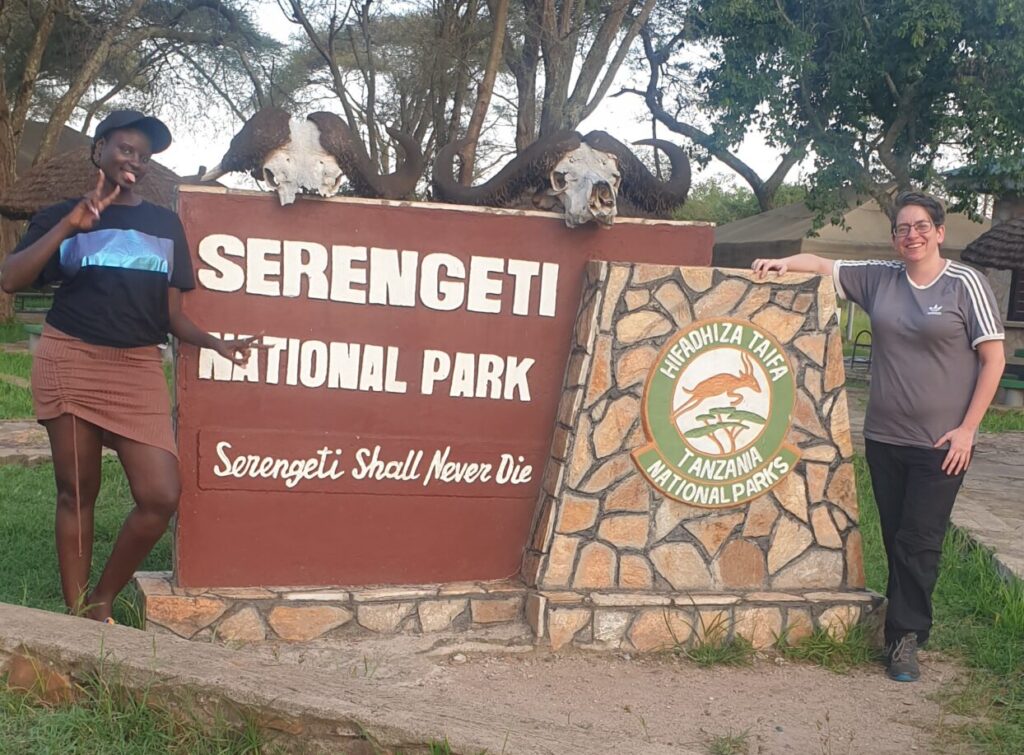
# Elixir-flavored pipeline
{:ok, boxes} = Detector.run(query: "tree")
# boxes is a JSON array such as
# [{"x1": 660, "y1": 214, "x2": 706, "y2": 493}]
[
  {"x1": 633, "y1": 16, "x2": 808, "y2": 212},
  {"x1": 672, "y1": 0, "x2": 1024, "y2": 216},
  {"x1": 500, "y1": 0, "x2": 657, "y2": 150},
  {"x1": 277, "y1": 0, "x2": 496, "y2": 179},
  {"x1": 673, "y1": 177, "x2": 807, "y2": 224},
  {"x1": 0, "y1": 0, "x2": 275, "y2": 320}
]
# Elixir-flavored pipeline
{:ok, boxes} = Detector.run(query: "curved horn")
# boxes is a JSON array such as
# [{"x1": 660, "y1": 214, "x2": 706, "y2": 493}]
[
  {"x1": 582, "y1": 131, "x2": 691, "y2": 217},
  {"x1": 307, "y1": 112, "x2": 423, "y2": 199},
  {"x1": 201, "y1": 163, "x2": 226, "y2": 182},
  {"x1": 376, "y1": 124, "x2": 425, "y2": 198},
  {"x1": 218, "y1": 106, "x2": 292, "y2": 176},
  {"x1": 432, "y1": 131, "x2": 583, "y2": 207}
]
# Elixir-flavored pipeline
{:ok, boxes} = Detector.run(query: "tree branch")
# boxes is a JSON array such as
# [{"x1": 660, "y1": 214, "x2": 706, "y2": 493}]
[
  {"x1": 573, "y1": 0, "x2": 656, "y2": 124},
  {"x1": 32, "y1": 0, "x2": 148, "y2": 167}
]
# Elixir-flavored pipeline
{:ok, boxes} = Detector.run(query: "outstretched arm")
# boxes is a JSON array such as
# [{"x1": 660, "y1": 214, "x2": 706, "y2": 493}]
[
  {"x1": 167, "y1": 288, "x2": 260, "y2": 366},
  {"x1": 751, "y1": 253, "x2": 834, "y2": 279}
]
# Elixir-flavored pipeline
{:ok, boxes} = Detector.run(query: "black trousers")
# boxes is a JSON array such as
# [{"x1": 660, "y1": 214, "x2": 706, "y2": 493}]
[{"x1": 865, "y1": 439, "x2": 966, "y2": 646}]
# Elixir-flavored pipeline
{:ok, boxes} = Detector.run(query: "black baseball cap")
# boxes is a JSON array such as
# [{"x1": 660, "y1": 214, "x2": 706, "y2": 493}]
[{"x1": 93, "y1": 110, "x2": 172, "y2": 153}]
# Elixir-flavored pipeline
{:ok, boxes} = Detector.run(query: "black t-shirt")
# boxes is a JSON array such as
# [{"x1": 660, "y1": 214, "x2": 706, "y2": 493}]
[{"x1": 12, "y1": 199, "x2": 195, "y2": 348}]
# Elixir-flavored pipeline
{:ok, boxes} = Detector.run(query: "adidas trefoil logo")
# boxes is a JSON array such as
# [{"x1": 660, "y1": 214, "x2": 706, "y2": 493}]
[{"x1": 927, "y1": 304, "x2": 943, "y2": 316}]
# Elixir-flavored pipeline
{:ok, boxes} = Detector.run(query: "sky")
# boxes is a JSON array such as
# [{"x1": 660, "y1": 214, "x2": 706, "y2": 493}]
[{"x1": 153, "y1": 3, "x2": 791, "y2": 191}]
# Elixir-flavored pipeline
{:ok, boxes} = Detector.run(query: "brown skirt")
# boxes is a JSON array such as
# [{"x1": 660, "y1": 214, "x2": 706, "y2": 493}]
[{"x1": 32, "y1": 324, "x2": 177, "y2": 457}]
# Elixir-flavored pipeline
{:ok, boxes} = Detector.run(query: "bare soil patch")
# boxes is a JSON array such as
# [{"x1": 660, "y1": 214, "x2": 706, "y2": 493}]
[{"x1": 233, "y1": 627, "x2": 968, "y2": 753}]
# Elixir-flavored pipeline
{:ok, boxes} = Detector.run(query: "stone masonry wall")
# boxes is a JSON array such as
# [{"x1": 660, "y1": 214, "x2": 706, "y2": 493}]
[
  {"x1": 519, "y1": 263, "x2": 876, "y2": 650},
  {"x1": 138, "y1": 573, "x2": 529, "y2": 643}
]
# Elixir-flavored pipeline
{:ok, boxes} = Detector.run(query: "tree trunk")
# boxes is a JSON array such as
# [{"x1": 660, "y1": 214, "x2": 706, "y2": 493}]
[
  {"x1": 0, "y1": 218, "x2": 18, "y2": 322},
  {"x1": 537, "y1": 0, "x2": 581, "y2": 135},
  {"x1": 507, "y1": 0, "x2": 542, "y2": 151},
  {"x1": 458, "y1": 0, "x2": 510, "y2": 182},
  {"x1": 0, "y1": 82, "x2": 19, "y2": 323}
]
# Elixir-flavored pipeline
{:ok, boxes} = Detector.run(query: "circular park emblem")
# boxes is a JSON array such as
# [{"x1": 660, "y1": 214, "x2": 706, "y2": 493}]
[{"x1": 632, "y1": 318, "x2": 800, "y2": 508}]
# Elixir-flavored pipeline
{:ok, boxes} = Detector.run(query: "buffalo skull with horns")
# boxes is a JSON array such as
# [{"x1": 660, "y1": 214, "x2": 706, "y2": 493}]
[
  {"x1": 432, "y1": 130, "x2": 691, "y2": 227},
  {"x1": 203, "y1": 107, "x2": 424, "y2": 205}
]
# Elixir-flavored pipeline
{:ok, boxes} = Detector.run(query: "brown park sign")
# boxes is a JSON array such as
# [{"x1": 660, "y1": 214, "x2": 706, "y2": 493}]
[{"x1": 174, "y1": 187, "x2": 713, "y2": 587}]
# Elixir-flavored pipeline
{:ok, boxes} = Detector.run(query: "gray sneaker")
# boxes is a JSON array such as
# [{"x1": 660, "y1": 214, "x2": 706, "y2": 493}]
[{"x1": 887, "y1": 633, "x2": 920, "y2": 682}]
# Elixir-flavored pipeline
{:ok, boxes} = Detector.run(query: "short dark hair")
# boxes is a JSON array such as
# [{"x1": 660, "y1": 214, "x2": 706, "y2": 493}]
[{"x1": 891, "y1": 191, "x2": 946, "y2": 232}]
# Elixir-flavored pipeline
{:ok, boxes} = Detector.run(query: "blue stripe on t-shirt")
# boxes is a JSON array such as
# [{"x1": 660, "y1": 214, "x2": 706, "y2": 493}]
[{"x1": 59, "y1": 228, "x2": 174, "y2": 278}]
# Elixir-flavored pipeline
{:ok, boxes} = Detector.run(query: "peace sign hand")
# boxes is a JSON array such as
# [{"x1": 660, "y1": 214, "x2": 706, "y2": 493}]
[{"x1": 66, "y1": 170, "x2": 121, "y2": 231}]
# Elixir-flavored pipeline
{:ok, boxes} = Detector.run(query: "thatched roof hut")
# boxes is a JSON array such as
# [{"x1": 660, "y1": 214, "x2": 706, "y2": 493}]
[
  {"x1": 0, "y1": 146, "x2": 185, "y2": 220},
  {"x1": 16, "y1": 121, "x2": 93, "y2": 175},
  {"x1": 961, "y1": 217, "x2": 1024, "y2": 271}
]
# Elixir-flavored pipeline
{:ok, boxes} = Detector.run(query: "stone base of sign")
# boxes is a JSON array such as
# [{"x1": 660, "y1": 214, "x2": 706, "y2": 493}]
[
  {"x1": 135, "y1": 572, "x2": 528, "y2": 642},
  {"x1": 136, "y1": 571, "x2": 883, "y2": 650}
]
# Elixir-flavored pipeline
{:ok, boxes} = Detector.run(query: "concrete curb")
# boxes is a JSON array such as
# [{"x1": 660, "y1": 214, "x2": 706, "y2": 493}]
[{"x1": 0, "y1": 603, "x2": 689, "y2": 754}]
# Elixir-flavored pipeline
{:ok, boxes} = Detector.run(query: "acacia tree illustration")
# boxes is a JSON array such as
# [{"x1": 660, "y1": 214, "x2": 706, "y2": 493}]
[{"x1": 682, "y1": 408, "x2": 767, "y2": 455}]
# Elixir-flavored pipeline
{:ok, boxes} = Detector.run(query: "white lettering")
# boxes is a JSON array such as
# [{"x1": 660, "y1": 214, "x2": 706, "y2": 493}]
[
  {"x1": 282, "y1": 240, "x2": 329, "y2": 299},
  {"x1": 246, "y1": 238, "x2": 281, "y2": 296},
  {"x1": 197, "y1": 235, "x2": 244, "y2": 291}
]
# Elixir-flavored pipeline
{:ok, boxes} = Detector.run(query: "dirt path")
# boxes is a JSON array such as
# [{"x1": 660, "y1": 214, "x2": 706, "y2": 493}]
[{"x1": 234, "y1": 627, "x2": 969, "y2": 754}]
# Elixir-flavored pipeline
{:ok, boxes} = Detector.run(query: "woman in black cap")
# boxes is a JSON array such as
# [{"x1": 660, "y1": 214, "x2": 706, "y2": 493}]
[{"x1": 1, "y1": 110, "x2": 256, "y2": 622}]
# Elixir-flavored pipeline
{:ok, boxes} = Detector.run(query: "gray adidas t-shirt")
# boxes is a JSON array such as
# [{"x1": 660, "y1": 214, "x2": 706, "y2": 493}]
[{"x1": 834, "y1": 259, "x2": 1004, "y2": 449}]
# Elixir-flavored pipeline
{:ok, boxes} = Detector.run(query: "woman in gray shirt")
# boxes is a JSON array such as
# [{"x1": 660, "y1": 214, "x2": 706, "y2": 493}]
[{"x1": 752, "y1": 191, "x2": 1005, "y2": 682}]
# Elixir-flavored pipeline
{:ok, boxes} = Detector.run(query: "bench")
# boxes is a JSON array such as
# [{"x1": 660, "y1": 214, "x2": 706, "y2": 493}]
[
  {"x1": 24, "y1": 323, "x2": 43, "y2": 355},
  {"x1": 999, "y1": 376, "x2": 1024, "y2": 408}
]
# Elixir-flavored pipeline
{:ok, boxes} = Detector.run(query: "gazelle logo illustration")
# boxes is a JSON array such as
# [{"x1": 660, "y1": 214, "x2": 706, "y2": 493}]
[
  {"x1": 671, "y1": 349, "x2": 768, "y2": 457},
  {"x1": 672, "y1": 353, "x2": 762, "y2": 419},
  {"x1": 633, "y1": 318, "x2": 800, "y2": 509}
]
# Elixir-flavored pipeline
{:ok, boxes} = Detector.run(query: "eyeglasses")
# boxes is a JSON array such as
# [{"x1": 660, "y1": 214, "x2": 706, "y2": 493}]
[{"x1": 893, "y1": 221, "x2": 934, "y2": 238}]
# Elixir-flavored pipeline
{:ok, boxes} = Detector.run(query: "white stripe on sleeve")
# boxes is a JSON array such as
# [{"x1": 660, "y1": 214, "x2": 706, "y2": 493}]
[
  {"x1": 832, "y1": 259, "x2": 902, "y2": 301},
  {"x1": 946, "y1": 263, "x2": 1001, "y2": 338}
]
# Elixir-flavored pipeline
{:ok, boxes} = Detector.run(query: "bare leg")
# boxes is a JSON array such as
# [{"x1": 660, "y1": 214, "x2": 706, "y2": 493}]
[
  {"x1": 86, "y1": 437, "x2": 180, "y2": 621},
  {"x1": 42, "y1": 415, "x2": 104, "y2": 615}
]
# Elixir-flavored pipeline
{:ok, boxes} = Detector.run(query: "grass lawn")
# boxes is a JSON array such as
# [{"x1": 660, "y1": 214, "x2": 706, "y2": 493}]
[
  {"x1": 0, "y1": 381, "x2": 33, "y2": 420},
  {"x1": 0, "y1": 352, "x2": 32, "y2": 380},
  {"x1": 0, "y1": 460, "x2": 171, "y2": 619},
  {"x1": 0, "y1": 321, "x2": 28, "y2": 343},
  {"x1": 840, "y1": 301, "x2": 872, "y2": 357},
  {"x1": 0, "y1": 352, "x2": 34, "y2": 420},
  {"x1": 0, "y1": 679, "x2": 268, "y2": 755},
  {"x1": 981, "y1": 407, "x2": 1024, "y2": 433}
]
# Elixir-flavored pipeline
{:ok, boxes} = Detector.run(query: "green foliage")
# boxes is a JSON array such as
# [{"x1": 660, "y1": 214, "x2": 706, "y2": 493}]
[
  {"x1": 840, "y1": 302, "x2": 873, "y2": 357},
  {"x1": 676, "y1": 0, "x2": 1024, "y2": 213},
  {"x1": 0, "y1": 351, "x2": 32, "y2": 379},
  {"x1": 980, "y1": 408, "x2": 1024, "y2": 434},
  {"x1": 0, "y1": 676, "x2": 271, "y2": 754},
  {"x1": 674, "y1": 177, "x2": 808, "y2": 224},
  {"x1": 0, "y1": 351, "x2": 35, "y2": 419},
  {"x1": 852, "y1": 456, "x2": 888, "y2": 595},
  {"x1": 0, "y1": 380, "x2": 33, "y2": 419},
  {"x1": 0, "y1": 321, "x2": 27, "y2": 342},
  {"x1": 3, "y1": 0, "x2": 281, "y2": 173},
  {"x1": 705, "y1": 730, "x2": 751, "y2": 755},
  {"x1": 776, "y1": 623, "x2": 880, "y2": 673},
  {"x1": 684, "y1": 635, "x2": 755, "y2": 667}
]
